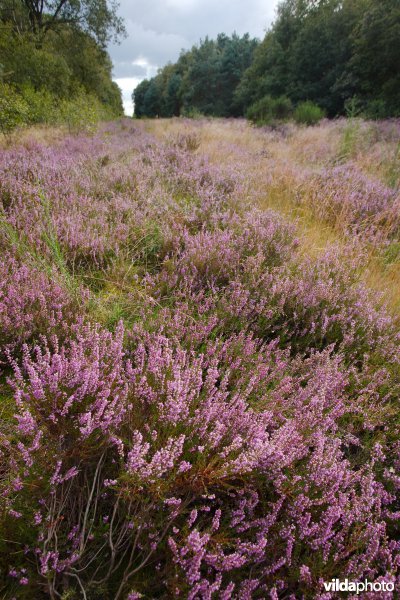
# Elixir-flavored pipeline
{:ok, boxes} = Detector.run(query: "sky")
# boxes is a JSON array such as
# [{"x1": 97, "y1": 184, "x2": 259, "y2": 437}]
[{"x1": 108, "y1": 0, "x2": 280, "y2": 115}]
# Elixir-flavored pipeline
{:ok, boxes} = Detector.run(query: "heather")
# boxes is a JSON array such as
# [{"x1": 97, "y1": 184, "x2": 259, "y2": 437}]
[{"x1": 1, "y1": 118, "x2": 400, "y2": 598}]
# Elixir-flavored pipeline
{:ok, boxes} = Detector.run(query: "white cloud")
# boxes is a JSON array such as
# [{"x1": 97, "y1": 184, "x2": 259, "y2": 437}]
[{"x1": 114, "y1": 77, "x2": 141, "y2": 116}]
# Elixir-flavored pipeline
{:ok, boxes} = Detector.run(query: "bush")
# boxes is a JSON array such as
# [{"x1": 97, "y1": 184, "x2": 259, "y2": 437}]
[
  {"x1": 0, "y1": 252, "x2": 82, "y2": 359},
  {"x1": 1, "y1": 117, "x2": 400, "y2": 598},
  {"x1": 293, "y1": 101, "x2": 325, "y2": 125},
  {"x1": 246, "y1": 95, "x2": 293, "y2": 125},
  {"x1": 344, "y1": 96, "x2": 363, "y2": 118},
  {"x1": 59, "y1": 92, "x2": 104, "y2": 133},
  {"x1": 0, "y1": 84, "x2": 114, "y2": 136},
  {"x1": 181, "y1": 106, "x2": 205, "y2": 119},
  {"x1": 0, "y1": 84, "x2": 29, "y2": 138},
  {"x1": 364, "y1": 99, "x2": 391, "y2": 120},
  {"x1": 20, "y1": 86, "x2": 58, "y2": 125}
]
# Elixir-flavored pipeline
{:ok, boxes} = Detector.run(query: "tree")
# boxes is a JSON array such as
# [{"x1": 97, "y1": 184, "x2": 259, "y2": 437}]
[
  {"x1": 132, "y1": 33, "x2": 258, "y2": 118},
  {"x1": 236, "y1": 0, "x2": 369, "y2": 117},
  {"x1": 142, "y1": 77, "x2": 163, "y2": 117},
  {"x1": 219, "y1": 33, "x2": 258, "y2": 116},
  {"x1": 163, "y1": 72, "x2": 182, "y2": 117},
  {"x1": 183, "y1": 37, "x2": 222, "y2": 115},
  {"x1": 0, "y1": 0, "x2": 126, "y2": 47},
  {"x1": 0, "y1": 82, "x2": 28, "y2": 137},
  {"x1": 288, "y1": 0, "x2": 366, "y2": 115},
  {"x1": 132, "y1": 1, "x2": 400, "y2": 120},
  {"x1": 133, "y1": 79, "x2": 151, "y2": 118},
  {"x1": 348, "y1": 0, "x2": 400, "y2": 116},
  {"x1": 0, "y1": 23, "x2": 72, "y2": 95},
  {"x1": 0, "y1": 3, "x2": 124, "y2": 118}
]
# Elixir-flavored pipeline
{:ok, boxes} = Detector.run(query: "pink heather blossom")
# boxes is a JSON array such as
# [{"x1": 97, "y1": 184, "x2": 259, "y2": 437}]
[{"x1": 1, "y1": 120, "x2": 399, "y2": 599}]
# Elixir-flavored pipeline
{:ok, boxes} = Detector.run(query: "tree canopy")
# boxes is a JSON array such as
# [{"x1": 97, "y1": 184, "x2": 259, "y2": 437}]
[
  {"x1": 0, "y1": 0, "x2": 125, "y2": 47},
  {"x1": 133, "y1": 0, "x2": 400, "y2": 120},
  {"x1": 0, "y1": 0, "x2": 124, "y2": 121},
  {"x1": 133, "y1": 33, "x2": 259, "y2": 119}
]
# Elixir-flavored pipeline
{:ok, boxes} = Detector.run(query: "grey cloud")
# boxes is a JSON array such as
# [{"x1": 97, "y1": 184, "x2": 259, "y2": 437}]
[
  {"x1": 113, "y1": 61, "x2": 148, "y2": 78},
  {"x1": 110, "y1": 20, "x2": 189, "y2": 74}
]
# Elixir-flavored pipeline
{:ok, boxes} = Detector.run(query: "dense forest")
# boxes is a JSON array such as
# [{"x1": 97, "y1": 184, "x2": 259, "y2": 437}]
[
  {"x1": 134, "y1": 33, "x2": 259, "y2": 119},
  {"x1": 0, "y1": 0, "x2": 124, "y2": 134},
  {"x1": 133, "y1": 0, "x2": 400, "y2": 121}
]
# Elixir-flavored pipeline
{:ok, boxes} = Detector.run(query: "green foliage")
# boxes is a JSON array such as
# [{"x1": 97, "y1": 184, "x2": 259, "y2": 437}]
[
  {"x1": 0, "y1": 6, "x2": 124, "y2": 126},
  {"x1": 384, "y1": 143, "x2": 400, "y2": 188},
  {"x1": 383, "y1": 241, "x2": 400, "y2": 266},
  {"x1": 59, "y1": 93, "x2": 104, "y2": 134},
  {"x1": 364, "y1": 99, "x2": 393, "y2": 121},
  {"x1": 293, "y1": 101, "x2": 325, "y2": 125},
  {"x1": 246, "y1": 96, "x2": 324, "y2": 127},
  {"x1": 141, "y1": 78, "x2": 163, "y2": 117},
  {"x1": 0, "y1": 25, "x2": 72, "y2": 96},
  {"x1": 0, "y1": 0, "x2": 126, "y2": 49},
  {"x1": 338, "y1": 120, "x2": 361, "y2": 161},
  {"x1": 20, "y1": 85, "x2": 57, "y2": 124},
  {"x1": 344, "y1": 96, "x2": 363, "y2": 119},
  {"x1": 0, "y1": 83, "x2": 28, "y2": 137},
  {"x1": 133, "y1": 79, "x2": 151, "y2": 118},
  {"x1": 348, "y1": 0, "x2": 400, "y2": 117},
  {"x1": 133, "y1": 33, "x2": 258, "y2": 118},
  {"x1": 180, "y1": 107, "x2": 205, "y2": 119},
  {"x1": 132, "y1": 0, "x2": 400, "y2": 121},
  {"x1": 246, "y1": 95, "x2": 293, "y2": 125},
  {"x1": 237, "y1": 0, "x2": 399, "y2": 119},
  {"x1": 0, "y1": 82, "x2": 113, "y2": 136}
]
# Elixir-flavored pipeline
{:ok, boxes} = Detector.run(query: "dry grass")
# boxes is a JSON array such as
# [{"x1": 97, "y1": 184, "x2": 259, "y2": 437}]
[
  {"x1": 0, "y1": 124, "x2": 68, "y2": 149},
  {"x1": 144, "y1": 117, "x2": 400, "y2": 317}
]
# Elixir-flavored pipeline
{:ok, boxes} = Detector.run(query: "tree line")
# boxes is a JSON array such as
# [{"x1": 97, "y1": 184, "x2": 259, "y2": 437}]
[
  {"x1": 0, "y1": 0, "x2": 125, "y2": 134},
  {"x1": 133, "y1": 0, "x2": 400, "y2": 121}
]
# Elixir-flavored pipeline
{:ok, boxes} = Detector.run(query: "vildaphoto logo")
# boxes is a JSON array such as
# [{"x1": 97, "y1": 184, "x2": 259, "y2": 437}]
[{"x1": 323, "y1": 578, "x2": 395, "y2": 594}]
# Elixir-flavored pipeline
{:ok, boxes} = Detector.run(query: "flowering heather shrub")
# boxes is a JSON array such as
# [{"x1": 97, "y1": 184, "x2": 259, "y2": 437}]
[
  {"x1": 147, "y1": 139, "x2": 244, "y2": 231},
  {"x1": 1, "y1": 324, "x2": 128, "y2": 597},
  {"x1": 2, "y1": 327, "x2": 399, "y2": 597},
  {"x1": 149, "y1": 230, "x2": 398, "y2": 366},
  {"x1": 0, "y1": 122, "x2": 242, "y2": 271},
  {"x1": 1, "y1": 120, "x2": 400, "y2": 597},
  {"x1": 0, "y1": 253, "x2": 83, "y2": 360},
  {"x1": 152, "y1": 209, "x2": 297, "y2": 296},
  {"x1": 242, "y1": 248, "x2": 398, "y2": 360},
  {"x1": 302, "y1": 164, "x2": 400, "y2": 242}
]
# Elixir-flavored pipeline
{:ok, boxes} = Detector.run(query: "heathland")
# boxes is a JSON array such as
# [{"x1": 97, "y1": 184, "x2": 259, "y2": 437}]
[{"x1": 0, "y1": 116, "x2": 399, "y2": 597}]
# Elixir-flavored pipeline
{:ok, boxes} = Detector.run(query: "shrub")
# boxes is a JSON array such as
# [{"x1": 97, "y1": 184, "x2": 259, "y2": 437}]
[
  {"x1": 59, "y1": 92, "x2": 103, "y2": 133},
  {"x1": 20, "y1": 86, "x2": 58, "y2": 125},
  {"x1": 0, "y1": 84, "x2": 113, "y2": 136},
  {"x1": 344, "y1": 96, "x2": 363, "y2": 118},
  {"x1": 170, "y1": 131, "x2": 201, "y2": 152},
  {"x1": 2, "y1": 327, "x2": 397, "y2": 598},
  {"x1": 0, "y1": 84, "x2": 29, "y2": 138},
  {"x1": 181, "y1": 107, "x2": 205, "y2": 119},
  {"x1": 364, "y1": 99, "x2": 392, "y2": 120},
  {"x1": 303, "y1": 163, "x2": 400, "y2": 241},
  {"x1": 1, "y1": 118, "x2": 400, "y2": 598},
  {"x1": 246, "y1": 95, "x2": 293, "y2": 125},
  {"x1": 293, "y1": 101, "x2": 325, "y2": 125},
  {"x1": 0, "y1": 252, "x2": 84, "y2": 359}
]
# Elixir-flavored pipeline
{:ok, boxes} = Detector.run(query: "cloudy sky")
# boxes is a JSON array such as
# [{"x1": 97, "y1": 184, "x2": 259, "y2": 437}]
[{"x1": 108, "y1": 0, "x2": 280, "y2": 115}]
